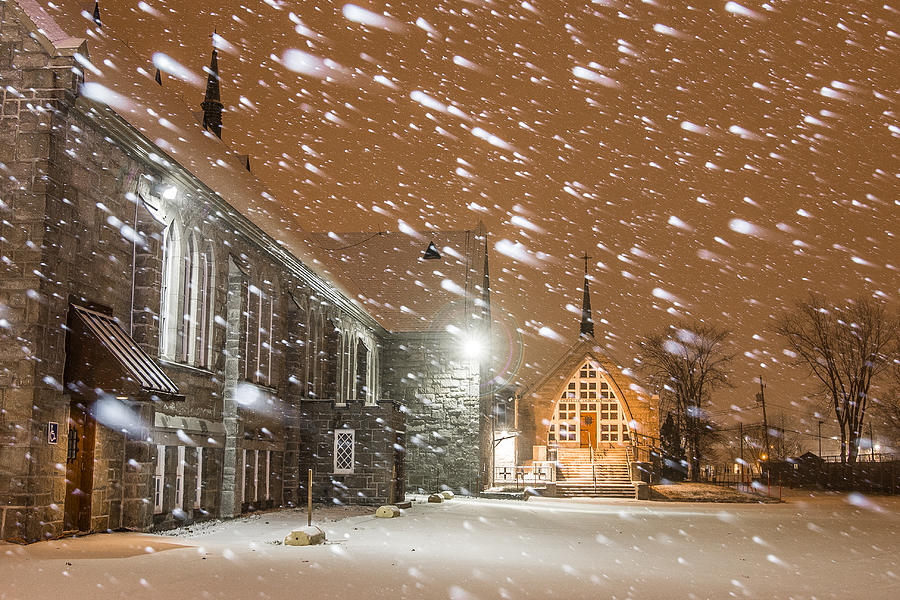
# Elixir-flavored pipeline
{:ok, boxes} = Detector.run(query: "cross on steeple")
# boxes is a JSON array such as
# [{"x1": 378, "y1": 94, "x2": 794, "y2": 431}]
[{"x1": 579, "y1": 252, "x2": 594, "y2": 339}]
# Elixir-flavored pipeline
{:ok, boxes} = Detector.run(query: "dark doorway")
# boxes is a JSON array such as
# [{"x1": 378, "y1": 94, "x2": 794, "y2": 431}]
[{"x1": 64, "y1": 401, "x2": 96, "y2": 532}]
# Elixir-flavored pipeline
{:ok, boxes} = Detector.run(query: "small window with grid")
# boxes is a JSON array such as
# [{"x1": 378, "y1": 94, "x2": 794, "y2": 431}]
[
  {"x1": 334, "y1": 429, "x2": 355, "y2": 474},
  {"x1": 558, "y1": 423, "x2": 577, "y2": 441},
  {"x1": 557, "y1": 403, "x2": 577, "y2": 420}
]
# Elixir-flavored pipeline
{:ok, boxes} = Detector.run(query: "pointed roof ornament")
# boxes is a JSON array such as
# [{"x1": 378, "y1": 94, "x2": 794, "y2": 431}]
[
  {"x1": 200, "y1": 30, "x2": 224, "y2": 139},
  {"x1": 579, "y1": 253, "x2": 594, "y2": 339},
  {"x1": 93, "y1": 1, "x2": 101, "y2": 27},
  {"x1": 422, "y1": 241, "x2": 441, "y2": 260}
]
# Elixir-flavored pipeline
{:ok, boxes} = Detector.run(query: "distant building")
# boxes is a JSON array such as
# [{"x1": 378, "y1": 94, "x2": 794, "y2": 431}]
[
  {"x1": 515, "y1": 259, "x2": 660, "y2": 497},
  {"x1": 0, "y1": 0, "x2": 491, "y2": 542}
]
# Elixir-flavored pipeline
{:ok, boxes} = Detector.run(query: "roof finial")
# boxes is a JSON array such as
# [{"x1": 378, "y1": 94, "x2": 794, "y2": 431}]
[
  {"x1": 93, "y1": 1, "x2": 102, "y2": 27},
  {"x1": 200, "y1": 32, "x2": 223, "y2": 139},
  {"x1": 579, "y1": 252, "x2": 594, "y2": 339}
]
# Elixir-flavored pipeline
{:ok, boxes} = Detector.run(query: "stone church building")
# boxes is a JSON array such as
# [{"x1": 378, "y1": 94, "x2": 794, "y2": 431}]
[
  {"x1": 514, "y1": 262, "x2": 660, "y2": 497},
  {"x1": 0, "y1": 1, "x2": 493, "y2": 542}
]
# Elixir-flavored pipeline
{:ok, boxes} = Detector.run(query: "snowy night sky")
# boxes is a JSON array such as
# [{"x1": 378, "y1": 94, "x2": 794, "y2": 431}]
[{"x1": 53, "y1": 1, "x2": 899, "y2": 444}]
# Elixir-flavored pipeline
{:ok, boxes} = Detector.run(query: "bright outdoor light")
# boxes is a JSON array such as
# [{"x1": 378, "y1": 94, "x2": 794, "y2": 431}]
[{"x1": 461, "y1": 336, "x2": 483, "y2": 359}]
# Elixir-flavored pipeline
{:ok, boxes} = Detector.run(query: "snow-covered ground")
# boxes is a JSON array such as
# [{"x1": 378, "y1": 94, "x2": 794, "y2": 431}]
[{"x1": 2, "y1": 492, "x2": 898, "y2": 599}]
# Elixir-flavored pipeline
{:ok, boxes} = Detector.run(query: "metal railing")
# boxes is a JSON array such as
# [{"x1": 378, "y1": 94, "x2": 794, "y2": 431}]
[
  {"x1": 492, "y1": 463, "x2": 556, "y2": 487},
  {"x1": 588, "y1": 433, "x2": 597, "y2": 494}
]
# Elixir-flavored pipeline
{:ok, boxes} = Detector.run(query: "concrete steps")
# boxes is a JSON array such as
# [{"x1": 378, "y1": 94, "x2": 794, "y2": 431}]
[{"x1": 554, "y1": 447, "x2": 636, "y2": 498}]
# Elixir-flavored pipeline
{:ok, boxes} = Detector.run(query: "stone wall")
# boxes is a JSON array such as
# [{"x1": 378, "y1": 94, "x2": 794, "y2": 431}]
[
  {"x1": 0, "y1": 0, "x2": 85, "y2": 541},
  {"x1": 381, "y1": 332, "x2": 486, "y2": 495},
  {"x1": 298, "y1": 399, "x2": 404, "y2": 505},
  {"x1": 0, "y1": 0, "x2": 380, "y2": 541}
]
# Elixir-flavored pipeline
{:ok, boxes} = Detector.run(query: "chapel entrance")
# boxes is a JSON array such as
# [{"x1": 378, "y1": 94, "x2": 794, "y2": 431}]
[
  {"x1": 549, "y1": 361, "x2": 632, "y2": 450},
  {"x1": 579, "y1": 412, "x2": 597, "y2": 448},
  {"x1": 64, "y1": 400, "x2": 96, "y2": 532}
]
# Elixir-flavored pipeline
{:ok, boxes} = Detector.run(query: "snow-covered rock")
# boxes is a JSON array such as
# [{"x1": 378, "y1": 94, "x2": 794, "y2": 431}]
[{"x1": 284, "y1": 525, "x2": 325, "y2": 546}]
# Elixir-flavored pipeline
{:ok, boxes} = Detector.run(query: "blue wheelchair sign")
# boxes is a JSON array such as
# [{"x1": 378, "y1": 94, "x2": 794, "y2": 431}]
[{"x1": 48, "y1": 422, "x2": 59, "y2": 445}]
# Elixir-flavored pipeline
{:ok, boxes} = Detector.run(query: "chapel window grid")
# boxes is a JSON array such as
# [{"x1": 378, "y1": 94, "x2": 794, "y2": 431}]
[{"x1": 551, "y1": 360, "x2": 631, "y2": 446}]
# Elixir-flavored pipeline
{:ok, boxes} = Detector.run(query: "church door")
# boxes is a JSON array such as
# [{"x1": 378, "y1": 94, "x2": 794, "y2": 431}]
[
  {"x1": 64, "y1": 401, "x2": 96, "y2": 532},
  {"x1": 580, "y1": 412, "x2": 597, "y2": 448}
]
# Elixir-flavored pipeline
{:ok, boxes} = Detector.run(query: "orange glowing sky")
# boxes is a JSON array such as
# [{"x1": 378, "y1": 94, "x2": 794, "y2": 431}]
[{"x1": 56, "y1": 0, "x2": 899, "y2": 446}]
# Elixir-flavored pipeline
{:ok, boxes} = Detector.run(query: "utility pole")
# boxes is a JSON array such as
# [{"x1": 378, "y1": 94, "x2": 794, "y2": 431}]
[
  {"x1": 755, "y1": 376, "x2": 769, "y2": 463},
  {"x1": 780, "y1": 413, "x2": 785, "y2": 460},
  {"x1": 739, "y1": 421, "x2": 744, "y2": 489},
  {"x1": 818, "y1": 420, "x2": 823, "y2": 457}
]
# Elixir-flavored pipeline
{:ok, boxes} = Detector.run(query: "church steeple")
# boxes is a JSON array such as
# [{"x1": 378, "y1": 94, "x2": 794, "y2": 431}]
[
  {"x1": 200, "y1": 34, "x2": 223, "y2": 139},
  {"x1": 579, "y1": 253, "x2": 594, "y2": 339}
]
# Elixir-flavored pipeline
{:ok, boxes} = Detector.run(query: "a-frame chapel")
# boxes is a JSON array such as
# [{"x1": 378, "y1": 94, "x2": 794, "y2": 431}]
[{"x1": 515, "y1": 259, "x2": 660, "y2": 498}]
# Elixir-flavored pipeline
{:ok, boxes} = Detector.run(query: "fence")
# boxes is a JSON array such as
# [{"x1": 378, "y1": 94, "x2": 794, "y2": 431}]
[{"x1": 700, "y1": 460, "x2": 900, "y2": 495}]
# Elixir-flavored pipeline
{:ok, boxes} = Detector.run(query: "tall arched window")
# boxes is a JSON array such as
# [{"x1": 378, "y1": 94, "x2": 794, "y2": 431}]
[
  {"x1": 255, "y1": 282, "x2": 275, "y2": 386},
  {"x1": 304, "y1": 308, "x2": 318, "y2": 397},
  {"x1": 355, "y1": 340, "x2": 368, "y2": 401},
  {"x1": 159, "y1": 222, "x2": 183, "y2": 360},
  {"x1": 180, "y1": 234, "x2": 197, "y2": 363},
  {"x1": 196, "y1": 242, "x2": 215, "y2": 368}
]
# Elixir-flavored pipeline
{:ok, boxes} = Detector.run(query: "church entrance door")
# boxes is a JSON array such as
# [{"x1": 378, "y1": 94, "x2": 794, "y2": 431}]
[
  {"x1": 64, "y1": 400, "x2": 96, "y2": 532},
  {"x1": 580, "y1": 412, "x2": 597, "y2": 448}
]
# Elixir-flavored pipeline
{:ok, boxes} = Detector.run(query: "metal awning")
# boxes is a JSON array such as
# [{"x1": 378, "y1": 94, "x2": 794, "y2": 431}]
[{"x1": 70, "y1": 304, "x2": 179, "y2": 396}]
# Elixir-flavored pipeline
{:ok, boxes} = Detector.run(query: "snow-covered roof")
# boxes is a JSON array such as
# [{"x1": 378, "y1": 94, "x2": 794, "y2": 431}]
[
  {"x1": 14, "y1": 0, "x2": 480, "y2": 332},
  {"x1": 302, "y1": 229, "x2": 487, "y2": 333}
]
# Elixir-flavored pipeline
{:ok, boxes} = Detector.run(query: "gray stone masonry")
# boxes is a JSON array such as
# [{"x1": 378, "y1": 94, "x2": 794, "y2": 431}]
[
  {"x1": 298, "y1": 400, "x2": 404, "y2": 506},
  {"x1": 381, "y1": 333, "x2": 485, "y2": 495}
]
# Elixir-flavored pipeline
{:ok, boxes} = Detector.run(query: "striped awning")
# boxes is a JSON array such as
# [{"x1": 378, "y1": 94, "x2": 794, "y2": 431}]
[{"x1": 71, "y1": 304, "x2": 179, "y2": 395}]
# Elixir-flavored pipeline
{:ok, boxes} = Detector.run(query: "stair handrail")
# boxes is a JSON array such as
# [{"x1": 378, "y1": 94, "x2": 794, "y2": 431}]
[{"x1": 589, "y1": 432, "x2": 597, "y2": 495}]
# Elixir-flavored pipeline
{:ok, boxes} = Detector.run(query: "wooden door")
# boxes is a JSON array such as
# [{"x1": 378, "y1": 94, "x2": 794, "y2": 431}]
[
  {"x1": 580, "y1": 413, "x2": 597, "y2": 448},
  {"x1": 64, "y1": 401, "x2": 96, "y2": 532}
]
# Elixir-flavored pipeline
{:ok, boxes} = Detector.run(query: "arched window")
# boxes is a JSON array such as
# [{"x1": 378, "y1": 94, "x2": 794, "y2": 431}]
[
  {"x1": 180, "y1": 234, "x2": 197, "y2": 362},
  {"x1": 355, "y1": 340, "x2": 368, "y2": 401},
  {"x1": 196, "y1": 243, "x2": 215, "y2": 368},
  {"x1": 256, "y1": 282, "x2": 275, "y2": 386},
  {"x1": 304, "y1": 308, "x2": 319, "y2": 397},
  {"x1": 159, "y1": 222, "x2": 183, "y2": 360}
]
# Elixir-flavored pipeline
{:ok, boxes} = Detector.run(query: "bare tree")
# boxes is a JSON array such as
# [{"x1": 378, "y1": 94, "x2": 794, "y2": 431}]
[
  {"x1": 638, "y1": 322, "x2": 733, "y2": 480},
  {"x1": 870, "y1": 358, "x2": 900, "y2": 446},
  {"x1": 776, "y1": 294, "x2": 899, "y2": 465}
]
